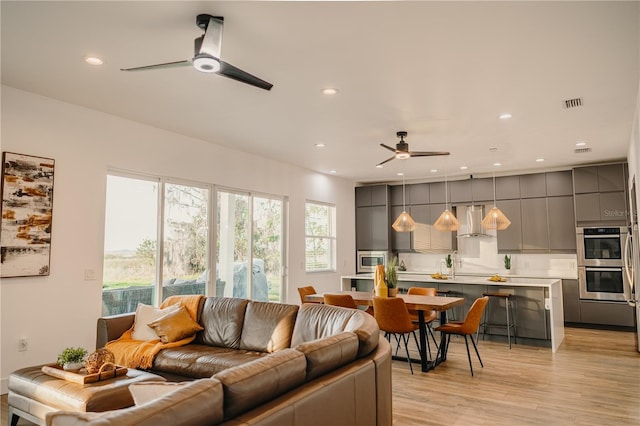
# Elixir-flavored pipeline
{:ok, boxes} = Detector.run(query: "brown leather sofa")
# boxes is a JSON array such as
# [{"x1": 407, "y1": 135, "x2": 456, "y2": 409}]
[{"x1": 46, "y1": 298, "x2": 392, "y2": 425}]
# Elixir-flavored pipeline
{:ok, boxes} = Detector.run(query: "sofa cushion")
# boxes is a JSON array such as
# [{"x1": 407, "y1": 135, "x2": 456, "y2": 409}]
[
  {"x1": 147, "y1": 305, "x2": 204, "y2": 343},
  {"x1": 153, "y1": 344, "x2": 266, "y2": 379},
  {"x1": 239, "y1": 301, "x2": 298, "y2": 353},
  {"x1": 291, "y1": 304, "x2": 380, "y2": 358},
  {"x1": 214, "y1": 348, "x2": 307, "y2": 419},
  {"x1": 295, "y1": 331, "x2": 359, "y2": 381},
  {"x1": 196, "y1": 297, "x2": 249, "y2": 349},
  {"x1": 131, "y1": 303, "x2": 180, "y2": 342},
  {"x1": 45, "y1": 378, "x2": 224, "y2": 426}
]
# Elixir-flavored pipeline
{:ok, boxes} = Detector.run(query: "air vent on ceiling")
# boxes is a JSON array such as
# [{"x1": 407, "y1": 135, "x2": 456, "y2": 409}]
[
  {"x1": 563, "y1": 97, "x2": 583, "y2": 109},
  {"x1": 574, "y1": 147, "x2": 592, "y2": 154}
]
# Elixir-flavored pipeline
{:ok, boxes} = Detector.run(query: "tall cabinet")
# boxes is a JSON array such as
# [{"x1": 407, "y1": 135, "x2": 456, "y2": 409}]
[{"x1": 355, "y1": 185, "x2": 390, "y2": 251}]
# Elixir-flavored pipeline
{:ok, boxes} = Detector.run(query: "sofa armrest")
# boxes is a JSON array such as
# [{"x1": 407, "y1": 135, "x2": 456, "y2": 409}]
[{"x1": 96, "y1": 313, "x2": 135, "y2": 349}]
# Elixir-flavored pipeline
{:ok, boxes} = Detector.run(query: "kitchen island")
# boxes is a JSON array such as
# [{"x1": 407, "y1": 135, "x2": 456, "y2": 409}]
[{"x1": 341, "y1": 273, "x2": 564, "y2": 352}]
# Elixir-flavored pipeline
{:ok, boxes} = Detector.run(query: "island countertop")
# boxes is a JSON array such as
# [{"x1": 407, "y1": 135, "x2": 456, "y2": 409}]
[{"x1": 341, "y1": 273, "x2": 561, "y2": 288}]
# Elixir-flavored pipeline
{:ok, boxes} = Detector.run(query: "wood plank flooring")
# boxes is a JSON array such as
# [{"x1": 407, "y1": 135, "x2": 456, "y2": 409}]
[{"x1": 2, "y1": 327, "x2": 639, "y2": 425}]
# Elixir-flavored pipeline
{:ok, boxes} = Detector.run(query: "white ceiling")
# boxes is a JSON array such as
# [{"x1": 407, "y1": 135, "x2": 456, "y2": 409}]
[{"x1": 2, "y1": 1, "x2": 639, "y2": 184}]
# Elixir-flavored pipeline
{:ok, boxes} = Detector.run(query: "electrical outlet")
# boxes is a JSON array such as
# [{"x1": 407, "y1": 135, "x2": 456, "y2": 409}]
[{"x1": 19, "y1": 338, "x2": 28, "y2": 352}]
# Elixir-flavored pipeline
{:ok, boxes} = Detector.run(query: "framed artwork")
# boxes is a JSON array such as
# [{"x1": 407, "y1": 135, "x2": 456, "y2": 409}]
[{"x1": 0, "y1": 152, "x2": 55, "y2": 277}]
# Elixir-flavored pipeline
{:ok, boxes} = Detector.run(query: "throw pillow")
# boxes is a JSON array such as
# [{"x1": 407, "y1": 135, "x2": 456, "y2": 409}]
[
  {"x1": 131, "y1": 303, "x2": 180, "y2": 341},
  {"x1": 147, "y1": 305, "x2": 204, "y2": 343}
]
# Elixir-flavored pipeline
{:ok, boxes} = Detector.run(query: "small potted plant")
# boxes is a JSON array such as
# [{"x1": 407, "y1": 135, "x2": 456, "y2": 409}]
[
  {"x1": 386, "y1": 256, "x2": 398, "y2": 297},
  {"x1": 444, "y1": 254, "x2": 453, "y2": 276},
  {"x1": 57, "y1": 347, "x2": 88, "y2": 372},
  {"x1": 504, "y1": 254, "x2": 512, "y2": 274}
]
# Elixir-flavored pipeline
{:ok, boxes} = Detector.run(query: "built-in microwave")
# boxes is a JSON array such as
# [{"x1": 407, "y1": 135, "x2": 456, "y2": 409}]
[{"x1": 356, "y1": 251, "x2": 389, "y2": 274}]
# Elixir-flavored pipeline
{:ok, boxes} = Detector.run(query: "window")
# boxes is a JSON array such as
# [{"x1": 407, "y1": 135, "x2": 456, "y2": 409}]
[
  {"x1": 305, "y1": 202, "x2": 336, "y2": 272},
  {"x1": 216, "y1": 190, "x2": 284, "y2": 302},
  {"x1": 102, "y1": 174, "x2": 210, "y2": 315}
]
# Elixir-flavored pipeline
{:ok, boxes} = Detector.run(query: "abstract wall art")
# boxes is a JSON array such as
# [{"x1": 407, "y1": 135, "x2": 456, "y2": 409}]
[{"x1": 1, "y1": 152, "x2": 55, "y2": 277}]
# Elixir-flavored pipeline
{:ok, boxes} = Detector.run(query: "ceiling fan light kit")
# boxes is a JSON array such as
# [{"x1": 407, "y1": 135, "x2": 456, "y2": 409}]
[
  {"x1": 376, "y1": 131, "x2": 450, "y2": 166},
  {"x1": 193, "y1": 54, "x2": 221, "y2": 73}
]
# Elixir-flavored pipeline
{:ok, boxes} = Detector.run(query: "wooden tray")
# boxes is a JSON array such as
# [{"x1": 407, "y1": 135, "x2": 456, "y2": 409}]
[{"x1": 41, "y1": 363, "x2": 128, "y2": 384}]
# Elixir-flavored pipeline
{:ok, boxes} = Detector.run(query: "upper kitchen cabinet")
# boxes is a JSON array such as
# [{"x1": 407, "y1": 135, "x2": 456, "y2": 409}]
[
  {"x1": 545, "y1": 171, "x2": 573, "y2": 196},
  {"x1": 429, "y1": 182, "x2": 448, "y2": 204},
  {"x1": 521, "y1": 198, "x2": 549, "y2": 251},
  {"x1": 429, "y1": 204, "x2": 456, "y2": 251},
  {"x1": 390, "y1": 185, "x2": 406, "y2": 207},
  {"x1": 495, "y1": 176, "x2": 520, "y2": 200},
  {"x1": 390, "y1": 205, "x2": 411, "y2": 251},
  {"x1": 573, "y1": 163, "x2": 626, "y2": 194},
  {"x1": 496, "y1": 199, "x2": 523, "y2": 252},
  {"x1": 520, "y1": 174, "x2": 546, "y2": 198},
  {"x1": 355, "y1": 185, "x2": 390, "y2": 250},
  {"x1": 449, "y1": 180, "x2": 472, "y2": 203},
  {"x1": 471, "y1": 178, "x2": 494, "y2": 203},
  {"x1": 408, "y1": 183, "x2": 429, "y2": 205},
  {"x1": 548, "y1": 196, "x2": 577, "y2": 251}
]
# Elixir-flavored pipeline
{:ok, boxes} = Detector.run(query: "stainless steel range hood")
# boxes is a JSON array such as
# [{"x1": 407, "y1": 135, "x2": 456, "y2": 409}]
[{"x1": 455, "y1": 205, "x2": 492, "y2": 238}]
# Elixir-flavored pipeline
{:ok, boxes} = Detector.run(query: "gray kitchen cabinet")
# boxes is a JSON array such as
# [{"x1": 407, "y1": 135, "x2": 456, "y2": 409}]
[
  {"x1": 471, "y1": 178, "x2": 494, "y2": 202},
  {"x1": 598, "y1": 164, "x2": 626, "y2": 192},
  {"x1": 355, "y1": 186, "x2": 371, "y2": 207},
  {"x1": 356, "y1": 185, "x2": 390, "y2": 250},
  {"x1": 370, "y1": 185, "x2": 389, "y2": 206},
  {"x1": 599, "y1": 191, "x2": 627, "y2": 221},
  {"x1": 579, "y1": 300, "x2": 635, "y2": 327},
  {"x1": 429, "y1": 182, "x2": 448, "y2": 204},
  {"x1": 390, "y1": 206, "x2": 411, "y2": 251},
  {"x1": 495, "y1": 176, "x2": 520, "y2": 200},
  {"x1": 356, "y1": 207, "x2": 371, "y2": 249},
  {"x1": 370, "y1": 205, "x2": 390, "y2": 249},
  {"x1": 513, "y1": 287, "x2": 548, "y2": 339},
  {"x1": 562, "y1": 279, "x2": 580, "y2": 323},
  {"x1": 573, "y1": 166, "x2": 599, "y2": 194},
  {"x1": 545, "y1": 171, "x2": 574, "y2": 196},
  {"x1": 408, "y1": 183, "x2": 429, "y2": 205},
  {"x1": 520, "y1": 174, "x2": 546, "y2": 198},
  {"x1": 496, "y1": 199, "x2": 523, "y2": 252},
  {"x1": 521, "y1": 198, "x2": 549, "y2": 251},
  {"x1": 450, "y1": 180, "x2": 472, "y2": 203},
  {"x1": 409, "y1": 204, "x2": 430, "y2": 251},
  {"x1": 390, "y1": 185, "x2": 406, "y2": 207},
  {"x1": 547, "y1": 196, "x2": 577, "y2": 251},
  {"x1": 574, "y1": 193, "x2": 601, "y2": 222},
  {"x1": 410, "y1": 204, "x2": 430, "y2": 224}
]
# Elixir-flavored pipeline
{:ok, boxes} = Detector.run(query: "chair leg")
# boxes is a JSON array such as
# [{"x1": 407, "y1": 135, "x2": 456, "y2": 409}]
[
  {"x1": 506, "y1": 297, "x2": 512, "y2": 349},
  {"x1": 427, "y1": 323, "x2": 439, "y2": 350},
  {"x1": 402, "y1": 333, "x2": 414, "y2": 375},
  {"x1": 411, "y1": 330, "x2": 422, "y2": 359},
  {"x1": 463, "y1": 335, "x2": 474, "y2": 376},
  {"x1": 470, "y1": 333, "x2": 484, "y2": 368},
  {"x1": 393, "y1": 334, "x2": 402, "y2": 356}
]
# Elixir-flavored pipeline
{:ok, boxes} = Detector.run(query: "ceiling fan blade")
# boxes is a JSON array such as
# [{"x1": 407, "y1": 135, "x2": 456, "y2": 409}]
[
  {"x1": 218, "y1": 61, "x2": 273, "y2": 91},
  {"x1": 410, "y1": 151, "x2": 450, "y2": 157},
  {"x1": 199, "y1": 16, "x2": 223, "y2": 57},
  {"x1": 376, "y1": 155, "x2": 397, "y2": 166},
  {"x1": 121, "y1": 60, "x2": 191, "y2": 72},
  {"x1": 380, "y1": 143, "x2": 398, "y2": 153}
]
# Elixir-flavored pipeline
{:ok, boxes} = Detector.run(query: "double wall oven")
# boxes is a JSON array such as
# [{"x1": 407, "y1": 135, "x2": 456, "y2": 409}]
[{"x1": 577, "y1": 226, "x2": 629, "y2": 302}]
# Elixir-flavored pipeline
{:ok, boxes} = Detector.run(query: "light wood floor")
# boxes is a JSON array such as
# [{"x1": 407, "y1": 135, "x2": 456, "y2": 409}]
[{"x1": 2, "y1": 327, "x2": 639, "y2": 426}]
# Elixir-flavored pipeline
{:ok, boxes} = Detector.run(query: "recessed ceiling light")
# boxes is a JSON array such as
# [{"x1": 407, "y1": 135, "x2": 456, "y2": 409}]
[
  {"x1": 493, "y1": 162, "x2": 502, "y2": 167},
  {"x1": 397, "y1": 172, "x2": 404, "y2": 176},
  {"x1": 499, "y1": 113, "x2": 512, "y2": 120},
  {"x1": 460, "y1": 166, "x2": 468, "y2": 170},
  {"x1": 84, "y1": 56, "x2": 103, "y2": 65},
  {"x1": 575, "y1": 141, "x2": 587, "y2": 147},
  {"x1": 430, "y1": 169, "x2": 438, "y2": 173},
  {"x1": 322, "y1": 88, "x2": 338, "y2": 95},
  {"x1": 536, "y1": 158, "x2": 545, "y2": 162},
  {"x1": 315, "y1": 143, "x2": 326, "y2": 148},
  {"x1": 329, "y1": 170, "x2": 337, "y2": 174}
]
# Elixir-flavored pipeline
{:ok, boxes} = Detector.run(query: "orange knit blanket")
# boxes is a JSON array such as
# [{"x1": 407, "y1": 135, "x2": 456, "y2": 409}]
[{"x1": 105, "y1": 294, "x2": 204, "y2": 369}]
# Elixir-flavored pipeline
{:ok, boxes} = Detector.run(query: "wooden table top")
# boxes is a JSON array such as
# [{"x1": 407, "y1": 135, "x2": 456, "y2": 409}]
[{"x1": 305, "y1": 291, "x2": 464, "y2": 312}]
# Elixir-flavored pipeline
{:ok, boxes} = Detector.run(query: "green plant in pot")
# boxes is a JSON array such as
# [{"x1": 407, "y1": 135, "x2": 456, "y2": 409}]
[
  {"x1": 386, "y1": 256, "x2": 398, "y2": 296},
  {"x1": 504, "y1": 255, "x2": 512, "y2": 273},
  {"x1": 57, "y1": 347, "x2": 87, "y2": 372}
]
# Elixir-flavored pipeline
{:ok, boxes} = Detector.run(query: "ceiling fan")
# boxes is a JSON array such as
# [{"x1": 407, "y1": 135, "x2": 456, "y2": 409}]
[
  {"x1": 121, "y1": 14, "x2": 273, "y2": 91},
  {"x1": 377, "y1": 131, "x2": 450, "y2": 166}
]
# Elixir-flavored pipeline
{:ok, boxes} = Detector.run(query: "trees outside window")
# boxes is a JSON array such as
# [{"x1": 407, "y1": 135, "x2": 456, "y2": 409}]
[{"x1": 305, "y1": 202, "x2": 336, "y2": 272}]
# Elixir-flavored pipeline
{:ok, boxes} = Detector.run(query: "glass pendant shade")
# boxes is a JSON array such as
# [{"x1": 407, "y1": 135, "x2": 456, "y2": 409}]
[
  {"x1": 433, "y1": 209, "x2": 460, "y2": 231},
  {"x1": 482, "y1": 206, "x2": 511, "y2": 230},
  {"x1": 392, "y1": 210, "x2": 416, "y2": 232}
]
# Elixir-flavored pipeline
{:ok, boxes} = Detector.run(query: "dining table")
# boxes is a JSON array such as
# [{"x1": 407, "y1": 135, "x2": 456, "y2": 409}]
[{"x1": 304, "y1": 291, "x2": 465, "y2": 372}]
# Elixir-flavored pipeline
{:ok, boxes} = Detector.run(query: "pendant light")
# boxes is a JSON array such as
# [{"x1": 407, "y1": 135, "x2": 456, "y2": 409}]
[
  {"x1": 433, "y1": 167, "x2": 460, "y2": 231},
  {"x1": 392, "y1": 174, "x2": 416, "y2": 232},
  {"x1": 482, "y1": 163, "x2": 511, "y2": 230}
]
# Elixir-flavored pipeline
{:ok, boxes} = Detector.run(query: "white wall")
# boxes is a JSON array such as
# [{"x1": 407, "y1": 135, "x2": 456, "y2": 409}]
[{"x1": 0, "y1": 86, "x2": 356, "y2": 392}]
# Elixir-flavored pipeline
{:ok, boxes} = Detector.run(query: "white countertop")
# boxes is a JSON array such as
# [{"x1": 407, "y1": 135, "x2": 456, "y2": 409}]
[{"x1": 343, "y1": 273, "x2": 560, "y2": 288}]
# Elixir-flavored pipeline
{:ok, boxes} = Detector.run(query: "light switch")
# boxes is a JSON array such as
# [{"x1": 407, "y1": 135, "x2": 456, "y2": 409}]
[{"x1": 84, "y1": 269, "x2": 96, "y2": 281}]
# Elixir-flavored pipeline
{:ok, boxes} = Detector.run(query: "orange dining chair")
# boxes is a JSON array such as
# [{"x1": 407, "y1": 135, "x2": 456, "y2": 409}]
[
  {"x1": 435, "y1": 296, "x2": 489, "y2": 377},
  {"x1": 373, "y1": 296, "x2": 421, "y2": 374},
  {"x1": 297, "y1": 286, "x2": 317, "y2": 304},
  {"x1": 324, "y1": 293, "x2": 374, "y2": 315},
  {"x1": 407, "y1": 287, "x2": 439, "y2": 356}
]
